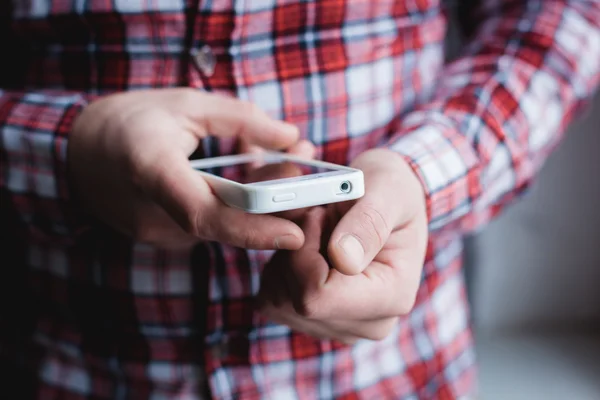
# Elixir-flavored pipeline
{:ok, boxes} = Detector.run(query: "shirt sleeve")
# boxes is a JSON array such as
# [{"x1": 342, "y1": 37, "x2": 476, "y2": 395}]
[
  {"x1": 0, "y1": 90, "x2": 95, "y2": 244},
  {"x1": 387, "y1": 0, "x2": 600, "y2": 233}
]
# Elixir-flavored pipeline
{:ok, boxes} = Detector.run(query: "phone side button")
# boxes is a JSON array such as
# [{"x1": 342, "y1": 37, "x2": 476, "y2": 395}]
[{"x1": 273, "y1": 193, "x2": 296, "y2": 203}]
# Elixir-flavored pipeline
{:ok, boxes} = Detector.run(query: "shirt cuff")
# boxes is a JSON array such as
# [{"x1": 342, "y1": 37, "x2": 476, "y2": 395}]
[
  {"x1": 54, "y1": 98, "x2": 95, "y2": 237},
  {"x1": 1, "y1": 92, "x2": 97, "y2": 241},
  {"x1": 386, "y1": 111, "x2": 481, "y2": 232}
]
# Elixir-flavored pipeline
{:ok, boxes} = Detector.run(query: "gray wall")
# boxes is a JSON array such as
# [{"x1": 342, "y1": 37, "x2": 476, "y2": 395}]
[{"x1": 470, "y1": 91, "x2": 600, "y2": 331}]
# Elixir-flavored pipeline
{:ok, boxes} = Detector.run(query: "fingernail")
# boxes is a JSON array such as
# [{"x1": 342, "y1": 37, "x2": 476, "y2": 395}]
[
  {"x1": 275, "y1": 234, "x2": 301, "y2": 250},
  {"x1": 338, "y1": 235, "x2": 364, "y2": 267},
  {"x1": 300, "y1": 141, "x2": 316, "y2": 158}
]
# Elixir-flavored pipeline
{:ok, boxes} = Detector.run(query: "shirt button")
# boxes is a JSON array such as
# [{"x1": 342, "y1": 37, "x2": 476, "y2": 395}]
[{"x1": 191, "y1": 45, "x2": 216, "y2": 77}]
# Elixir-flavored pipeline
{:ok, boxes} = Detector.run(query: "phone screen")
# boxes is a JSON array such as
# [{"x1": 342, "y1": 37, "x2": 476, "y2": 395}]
[{"x1": 194, "y1": 157, "x2": 341, "y2": 184}]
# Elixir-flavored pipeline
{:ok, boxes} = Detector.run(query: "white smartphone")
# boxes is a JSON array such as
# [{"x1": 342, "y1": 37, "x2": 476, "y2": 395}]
[{"x1": 190, "y1": 152, "x2": 364, "y2": 214}]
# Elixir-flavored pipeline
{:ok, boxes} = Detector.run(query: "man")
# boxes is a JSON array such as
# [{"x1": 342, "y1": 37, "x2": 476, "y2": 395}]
[{"x1": 0, "y1": 0, "x2": 598, "y2": 398}]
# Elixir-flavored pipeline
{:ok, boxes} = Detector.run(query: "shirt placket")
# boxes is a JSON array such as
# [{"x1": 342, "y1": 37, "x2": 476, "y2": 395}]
[
  {"x1": 185, "y1": 0, "x2": 221, "y2": 89},
  {"x1": 188, "y1": 2, "x2": 248, "y2": 399},
  {"x1": 192, "y1": 44, "x2": 217, "y2": 78}
]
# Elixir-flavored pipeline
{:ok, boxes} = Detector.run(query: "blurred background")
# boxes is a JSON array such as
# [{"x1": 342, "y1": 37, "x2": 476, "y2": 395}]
[
  {"x1": 467, "y1": 90, "x2": 600, "y2": 400},
  {"x1": 444, "y1": 6, "x2": 600, "y2": 399}
]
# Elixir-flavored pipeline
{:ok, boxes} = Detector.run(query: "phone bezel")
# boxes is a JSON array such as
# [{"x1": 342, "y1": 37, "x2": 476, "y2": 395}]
[{"x1": 189, "y1": 152, "x2": 365, "y2": 214}]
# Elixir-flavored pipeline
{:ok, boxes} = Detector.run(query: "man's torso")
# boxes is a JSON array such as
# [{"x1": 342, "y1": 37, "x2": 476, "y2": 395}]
[{"x1": 1, "y1": 1, "x2": 475, "y2": 399}]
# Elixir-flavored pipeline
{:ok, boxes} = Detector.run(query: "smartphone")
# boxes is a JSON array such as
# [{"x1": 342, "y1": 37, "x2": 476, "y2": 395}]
[{"x1": 190, "y1": 152, "x2": 364, "y2": 214}]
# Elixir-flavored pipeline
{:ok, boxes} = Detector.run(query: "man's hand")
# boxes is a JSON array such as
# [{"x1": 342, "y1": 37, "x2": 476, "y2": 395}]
[
  {"x1": 68, "y1": 88, "x2": 311, "y2": 249},
  {"x1": 257, "y1": 149, "x2": 428, "y2": 343}
]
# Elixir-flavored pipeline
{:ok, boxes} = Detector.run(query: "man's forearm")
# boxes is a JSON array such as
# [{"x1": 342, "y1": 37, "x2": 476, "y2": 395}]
[{"x1": 387, "y1": 0, "x2": 600, "y2": 233}]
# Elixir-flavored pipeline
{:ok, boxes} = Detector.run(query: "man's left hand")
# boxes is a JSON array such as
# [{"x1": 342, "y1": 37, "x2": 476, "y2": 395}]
[{"x1": 257, "y1": 149, "x2": 428, "y2": 343}]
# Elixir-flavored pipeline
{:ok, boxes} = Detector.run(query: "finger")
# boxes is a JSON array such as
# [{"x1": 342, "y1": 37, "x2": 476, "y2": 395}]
[
  {"x1": 328, "y1": 317, "x2": 398, "y2": 342},
  {"x1": 246, "y1": 161, "x2": 302, "y2": 183},
  {"x1": 327, "y1": 196, "x2": 396, "y2": 275},
  {"x1": 238, "y1": 141, "x2": 266, "y2": 172},
  {"x1": 299, "y1": 209, "x2": 427, "y2": 320},
  {"x1": 240, "y1": 139, "x2": 314, "y2": 160},
  {"x1": 257, "y1": 252, "x2": 289, "y2": 308},
  {"x1": 239, "y1": 140, "x2": 314, "y2": 175},
  {"x1": 245, "y1": 160, "x2": 309, "y2": 220},
  {"x1": 260, "y1": 249, "x2": 399, "y2": 342},
  {"x1": 244, "y1": 139, "x2": 315, "y2": 172},
  {"x1": 285, "y1": 208, "x2": 332, "y2": 315},
  {"x1": 258, "y1": 291, "x2": 397, "y2": 343},
  {"x1": 129, "y1": 198, "x2": 200, "y2": 248},
  {"x1": 272, "y1": 206, "x2": 312, "y2": 223},
  {"x1": 134, "y1": 151, "x2": 304, "y2": 250},
  {"x1": 171, "y1": 90, "x2": 300, "y2": 150},
  {"x1": 312, "y1": 252, "x2": 422, "y2": 320},
  {"x1": 267, "y1": 140, "x2": 317, "y2": 220},
  {"x1": 286, "y1": 140, "x2": 316, "y2": 159},
  {"x1": 300, "y1": 207, "x2": 329, "y2": 251},
  {"x1": 209, "y1": 202, "x2": 306, "y2": 249},
  {"x1": 258, "y1": 300, "x2": 360, "y2": 344}
]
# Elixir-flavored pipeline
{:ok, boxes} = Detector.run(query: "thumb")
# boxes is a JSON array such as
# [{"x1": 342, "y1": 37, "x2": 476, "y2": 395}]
[
  {"x1": 133, "y1": 150, "x2": 304, "y2": 250},
  {"x1": 327, "y1": 201, "x2": 392, "y2": 275}
]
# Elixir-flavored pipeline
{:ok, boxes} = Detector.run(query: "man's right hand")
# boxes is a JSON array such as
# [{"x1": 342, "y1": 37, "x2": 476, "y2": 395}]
[{"x1": 68, "y1": 88, "x2": 308, "y2": 250}]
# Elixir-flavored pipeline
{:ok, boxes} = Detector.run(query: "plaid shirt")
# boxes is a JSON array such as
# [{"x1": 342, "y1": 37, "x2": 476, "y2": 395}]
[{"x1": 1, "y1": 0, "x2": 599, "y2": 398}]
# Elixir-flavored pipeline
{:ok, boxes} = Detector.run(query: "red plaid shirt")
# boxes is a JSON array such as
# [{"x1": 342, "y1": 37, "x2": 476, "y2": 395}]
[{"x1": 1, "y1": 0, "x2": 599, "y2": 399}]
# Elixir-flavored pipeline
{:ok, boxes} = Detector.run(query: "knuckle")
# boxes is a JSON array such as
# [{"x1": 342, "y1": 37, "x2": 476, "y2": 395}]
[
  {"x1": 241, "y1": 227, "x2": 262, "y2": 249},
  {"x1": 131, "y1": 219, "x2": 156, "y2": 243},
  {"x1": 177, "y1": 87, "x2": 199, "y2": 104},
  {"x1": 240, "y1": 101, "x2": 263, "y2": 118},
  {"x1": 198, "y1": 213, "x2": 262, "y2": 246},
  {"x1": 294, "y1": 290, "x2": 323, "y2": 319},
  {"x1": 357, "y1": 204, "x2": 389, "y2": 250},
  {"x1": 182, "y1": 207, "x2": 204, "y2": 238}
]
